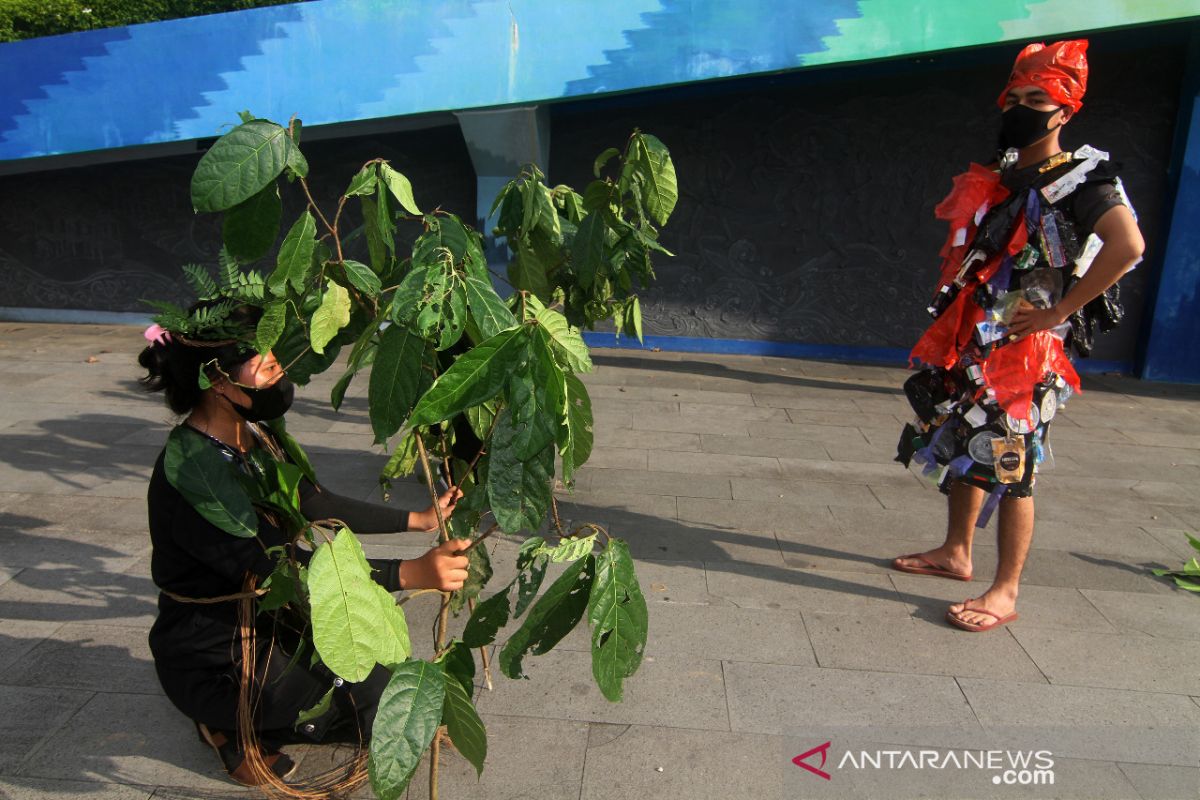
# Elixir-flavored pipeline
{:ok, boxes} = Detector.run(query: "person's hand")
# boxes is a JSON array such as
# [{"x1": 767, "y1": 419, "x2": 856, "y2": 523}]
[
  {"x1": 409, "y1": 486, "x2": 463, "y2": 532},
  {"x1": 1008, "y1": 304, "x2": 1067, "y2": 340},
  {"x1": 399, "y1": 539, "x2": 470, "y2": 591}
]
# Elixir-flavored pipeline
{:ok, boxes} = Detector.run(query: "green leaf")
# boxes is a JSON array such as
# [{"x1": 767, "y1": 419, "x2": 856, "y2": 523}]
[
  {"x1": 435, "y1": 279, "x2": 468, "y2": 351},
  {"x1": 262, "y1": 417, "x2": 318, "y2": 486},
  {"x1": 1187, "y1": 533, "x2": 1200, "y2": 553},
  {"x1": 441, "y1": 669, "x2": 487, "y2": 777},
  {"x1": 593, "y1": 147, "x2": 620, "y2": 178},
  {"x1": 487, "y1": 408, "x2": 554, "y2": 533},
  {"x1": 222, "y1": 181, "x2": 282, "y2": 262},
  {"x1": 465, "y1": 400, "x2": 498, "y2": 440},
  {"x1": 437, "y1": 639, "x2": 476, "y2": 699},
  {"x1": 368, "y1": 324, "x2": 430, "y2": 443},
  {"x1": 514, "y1": 542, "x2": 548, "y2": 619},
  {"x1": 505, "y1": 370, "x2": 556, "y2": 461},
  {"x1": 361, "y1": 193, "x2": 391, "y2": 274},
  {"x1": 379, "y1": 163, "x2": 421, "y2": 215},
  {"x1": 543, "y1": 533, "x2": 598, "y2": 563},
  {"x1": 508, "y1": 239, "x2": 552, "y2": 300},
  {"x1": 182, "y1": 264, "x2": 220, "y2": 301},
  {"x1": 534, "y1": 183, "x2": 562, "y2": 244},
  {"x1": 571, "y1": 212, "x2": 607, "y2": 290},
  {"x1": 331, "y1": 310, "x2": 383, "y2": 411},
  {"x1": 373, "y1": 582, "x2": 412, "y2": 668},
  {"x1": 499, "y1": 554, "x2": 595, "y2": 679},
  {"x1": 310, "y1": 280, "x2": 351, "y2": 355},
  {"x1": 535, "y1": 307, "x2": 592, "y2": 373},
  {"x1": 191, "y1": 119, "x2": 294, "y2": 213},
  {"x1": 343, "y1": 259, "x2": 382, "y2": 298},
  {"x1": 295, "y1": 686, "x2": 334, "y2": 728},
  {"x1": 269, "y1": 211, "x2": 318, "y2": 296},
  {"x1": 380, "y1": 430, "x2": 420, "y2": 482},
  {"x1": 197, "y1": 365, "x2": 213, "y2": 390},
  {"x1": 368, "y1": 660, "x2": 445, "y2": 800},
  {"x1": 164, "y1": 427, "x2": 257, "y2": 538},
  {"x1": 308, "y1": 529, "x2": 388, "y2": 682},
  {"x1": 409, "y1": 327, "x2": 529, "y2": 427},
  {"x1": 286, "y1": 140, "x2": 308, "y2": 179},
  {"x1": 636, "y1": 133, "x2": 678, "y2": 226},
  {"x1": 561, "y1": 373, "x2": 594, "y2": 483},
  {"x1": 256, "y1": 300, "x2": 287, "y2": 355},
  {"x1": 624, "y1": 295, "x2": 644, "y2": 344},
  {"x1": 449, "y1": 536, "x2": 492, "y2": 616},
  {"x1": 345, "y1": 164, "x2": 378, "y2": 197},
  {"x1": 588, "y1": 538, "x2": 648, "y2": 702},
  {"x1": 463, "y1": 276, "x2": 517, "y2": 341},
  {"x1": 461, "y1": 581, "x2": 514, "y2": 648}
]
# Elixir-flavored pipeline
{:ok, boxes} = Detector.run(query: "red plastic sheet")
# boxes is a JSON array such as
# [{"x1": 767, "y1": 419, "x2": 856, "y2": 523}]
[
  {"x1": 982, "y1": 331, "x2": 1081, "y2": 422},
  {"x1": 997, "y1": 39, "x2": 1089, "y2": 113}
]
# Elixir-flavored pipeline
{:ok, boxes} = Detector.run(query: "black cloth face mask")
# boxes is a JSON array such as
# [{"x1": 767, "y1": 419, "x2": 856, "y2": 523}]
[
  {"x1": 228, "y1": 377, "x2": 295, "y2": 422},
  {"x1": 998, "y1": 104, "x2": 1063, "y2": 150}
]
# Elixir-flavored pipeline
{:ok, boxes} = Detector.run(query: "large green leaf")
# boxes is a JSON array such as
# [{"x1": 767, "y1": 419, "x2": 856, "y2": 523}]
[
  {"x1": 191, "y1": 119, "x2": 294, "y2": 213},
  {"x1": 262, "y1": 417, "x2": 317, "y2": 485},
  {"x1": 373, "y1": 582, "x2": 412, "y2": 668},
  {"x1": 587, "y1": 539, "x2": 647, "y2": 702},
  {"x1": 571, "y1": 211, "x2": 607, "y2": 290},
  {"x1": 409, "y1": 327, "x2": 529, "y2": 427},
  {"x1": 269, "y1": 210, "x2": 318, "y2": 296},
  {"x1": 379, "y1": 163, "x2": 421, "y2": 216},
  {"x1": 514, "y1": 537, "x2": 549, "y2": 619},
  {"x1": 164, "y1": 427, "x2": 257, "y2": 538},
  {"x1": 461, "y1": 580, "x2": 514, "y2": 648},
  {"x1": 499, "y1": 554, "x2": 595, "y2": 679},
  {"x1": 342, "y1": 259, "x2": 382, "y2": 298},
  {"x1": 487, "y1": 407, "x2": 554, "y2": 533},
  {"x1": 331, "y1": 309, "x2": 384, "y2": 411},
  {"x1": 310, "y1": 280, "x2": 351, "y2": 355},
  {"x1": 449, "y1": 535, "x2": 492, "y2": 616},
  {"x1": 344, "y1": 164, "x2": 378, "y2": 197},
  {"x1": 505, "y1": 370, "x2": 556, "y2": 461},
  {"x1": 222, "y1": 182, "x2": 282, "y2": 262},
  {"x1": 368, "y1": 324, "x2": 429, "y2": 443},
  {"x1": 441, "y1": 670, "x2": 487, "y2": 777},
  {"x1": 256, "y1": 300, "x2": 287, "y2": 355},
  {"x1": 534, "y1": 306, "x2": 592, "y2": 374},
  {"x1": 368, "y1": 660, "x2": 445, "y2": 800},
  {"x1": 437, "y1": 639, "x2": 476, "y2": 700},
  {"x1": 561, "y1": 372, "x2": 594, "y2": 483},
  {"x1": 308, "y1": 529, "x2": 389, "y2": 682},
  {"x1": 463, "y1": 275, "x2": 517, "y2": 341},
  {"x1": 508, "y1": 240, "x2": 551, "y2": 300},
  {"x1": 636, "y1": 133, "x2": 678, "y2": 226}
]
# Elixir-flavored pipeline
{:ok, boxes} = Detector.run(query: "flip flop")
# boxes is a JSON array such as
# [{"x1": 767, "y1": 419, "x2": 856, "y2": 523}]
[
  {"x1": 891, "y1": 553, "x2": 972, "y2": 581},
  {"x1": 945, "y1": 598, "x2": 1018, "y2": 632}
]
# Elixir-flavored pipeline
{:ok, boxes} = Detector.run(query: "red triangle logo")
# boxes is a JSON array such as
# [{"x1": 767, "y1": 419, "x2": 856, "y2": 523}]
[{"x1": 792, "y1": 741, "x2": 832, "y2": 780}]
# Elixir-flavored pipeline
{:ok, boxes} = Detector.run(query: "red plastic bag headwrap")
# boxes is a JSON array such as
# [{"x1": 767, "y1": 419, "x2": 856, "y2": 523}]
[{"x1": 996, "y1": 39, "x2": 1088, "y2": 114}]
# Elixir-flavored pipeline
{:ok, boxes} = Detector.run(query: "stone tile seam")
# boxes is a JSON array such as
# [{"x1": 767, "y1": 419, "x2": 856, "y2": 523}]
[{"x1": 11, "y1": 688, "x2": 98, "y2": 778}]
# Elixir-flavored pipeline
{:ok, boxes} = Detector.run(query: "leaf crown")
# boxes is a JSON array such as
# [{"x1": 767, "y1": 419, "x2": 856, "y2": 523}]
[{"x1": 142, "y1": 248, "x2": 267, "y2": 346}]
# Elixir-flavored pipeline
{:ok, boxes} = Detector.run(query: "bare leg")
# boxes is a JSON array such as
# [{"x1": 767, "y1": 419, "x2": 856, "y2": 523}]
[
  {"x1": 948, "y1": 494, "x2": 1034, "y2": 623},
  {"x1": 893, "y1": 480, "x2": 985, "y2": 576}
]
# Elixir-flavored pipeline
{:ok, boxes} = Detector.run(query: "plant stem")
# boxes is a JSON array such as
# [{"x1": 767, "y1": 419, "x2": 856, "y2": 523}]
[{"x1": 550, "y1": 496, "x2": 566, "y2": 537}]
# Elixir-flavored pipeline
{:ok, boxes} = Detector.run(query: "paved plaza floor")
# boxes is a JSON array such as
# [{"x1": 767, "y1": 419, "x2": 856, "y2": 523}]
[{"x1": 0, "y1": 322, "x2": 1197, "y2": 800}]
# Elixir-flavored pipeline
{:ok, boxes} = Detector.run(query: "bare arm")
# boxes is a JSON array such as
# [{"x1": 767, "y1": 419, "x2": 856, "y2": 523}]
[{"x1": 1009, "y1": 203, "x2": 1144, "y2": 338}]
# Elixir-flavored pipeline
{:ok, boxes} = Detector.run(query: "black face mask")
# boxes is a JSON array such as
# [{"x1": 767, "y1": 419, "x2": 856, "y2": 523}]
[
  {"x1": 229, "y1": 377, "x2": 295, "y2": 422},
  {"x1": 998, "y1": 104, "x2": 1062, "y2": 151}
]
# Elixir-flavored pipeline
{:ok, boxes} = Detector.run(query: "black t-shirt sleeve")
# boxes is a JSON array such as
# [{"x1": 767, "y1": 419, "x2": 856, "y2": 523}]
[
  {"x1": 1071, "y1": 180, "x2": 1125, "y2": 236},
  {"x1": 297, "y1": 480, "x2": 411, "y2": 533}
]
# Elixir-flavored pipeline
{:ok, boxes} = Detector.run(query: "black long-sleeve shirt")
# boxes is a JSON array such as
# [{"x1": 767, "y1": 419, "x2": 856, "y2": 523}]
[{"x1": 147, "y1": 425, "x2": 411, "y2": 671}]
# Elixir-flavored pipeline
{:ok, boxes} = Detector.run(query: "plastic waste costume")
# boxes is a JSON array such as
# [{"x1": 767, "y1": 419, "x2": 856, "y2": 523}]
[{"x1": 896, "y1": 40, "x2": 1133, "y2": 526}]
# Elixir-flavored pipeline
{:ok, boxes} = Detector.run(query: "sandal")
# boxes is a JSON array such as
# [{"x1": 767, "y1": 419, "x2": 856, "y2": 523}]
[
  {"x1": 945, "y1": 597, "x2": 1019, "y2": 632},
  {"x1": 195, "y1": 721, "x2": 298, "y2": 786},
  {"x1": 891, "y1": 552, "x2": 972, "y2": 581}
]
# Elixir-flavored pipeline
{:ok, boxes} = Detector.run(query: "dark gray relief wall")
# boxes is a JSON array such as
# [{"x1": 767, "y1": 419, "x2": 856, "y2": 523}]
[
  {"x1": 0, "y1": 124, "x2": 476, "y2": 312},
  {"x1": 549, "y1": 32, "x2": 1184, "y2": 362}
]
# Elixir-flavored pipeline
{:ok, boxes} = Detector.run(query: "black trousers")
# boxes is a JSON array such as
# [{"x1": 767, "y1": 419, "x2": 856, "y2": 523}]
[{"x1": 156, "y1": 634, "x2": 392, "y2": 748}]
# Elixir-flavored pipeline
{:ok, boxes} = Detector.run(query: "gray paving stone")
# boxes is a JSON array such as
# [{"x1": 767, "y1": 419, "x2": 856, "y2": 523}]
[
  {"x1": 0, "y1": 494, "x2": 147, "y2": 535},
  {"x1": 699, "y1": 433, "x2": 828, "y2": 460},
  {"x1": 1011, "y1": 628, "x2": 1200, "y2": 694},
  {"x1": 0, "y1": 618, "x2": 62, "y2": 672},
  {"x1": 627, "y1": 411, "x2": 751, "y2": 436},
  {"x1": 474, "y1": 648, "x2": 729, "y2": 731},
  {"x1": 640, "y1": 602, "x2": 815, "y2": 665},
  {"x1": 777, "y1": 531, "x2": 972, "y2": 574},
  {"x1": 0, "y1": 527, "x2": 149, "y2": 573},
  {"x1": 747, "y1": 420, "x2": 871, "y2": 446},
  {"x1": 647, "y1": 449, "x2": 782, "y2": 477},
  {"x1": 1079, "y1": 589, "x2": 1200, "y2": 640},
  {"x1": 580, "y1": 724, "x2": 785, "y2": 800},
  {"x1": 704, "y1": 561, "x2": 910, "y2": 617},
  {"x1": 394, "y1": 714, "x2": 590, "y2": 800},
  {"x1": 889, "y1": 575, "x2": 1118, "y2": 634},
  {"x1": 0, "y1": 778, "x2": 155, "y2": 800},
  {"x1": 731, "y1": 477, "x2": 880, "y2": 509},
  {"x1": 0, "y1": 685, "x2": 93, "y2": 774},
  {"x1": 803, "y1": 611, "x2": 1045, "y2": 682},
  {"x1": 15, "y1": 692, "x2": 234, "y2": 790},
  {"x1": 605, "y1": 517, "x2": 787, "y2": 566},
  {"x1": 0, "y1": 568, "x2": 157, "y2": 628},
  {"x1": 5, "y1": 623, "x2": 158, "y2": 695},
  {"x1": 1142, "y1": 526, "x2": 1200, "y2": 561},
  {"x1": 590, "y1": 427, "x2": 701, "y2": 451},
  {"x1": 959, "y1": 677, "x2": 1200, "y2": 766},
  {"x1": 1118, "y1": 762, "x2": 1200, "y2": 800},
  {"x1": 582, "y1": 447, "x2": 649, "y2": 470},
  {"x1": 587, "y1": 383, "x2": 756, "y2": 406},
  {"x1": 583, "y1": 468, "x2": 731, "y2": 499},
  {"x1": 677, "y1": 497, "x2": 837, "y2": 535},
  {"x1": 679, "y1": 401, "x2": 789, "y2": 422},
  {"x1": 777, "y1": 457, "x2": 923, "y2": 488},
  {"x1": 724, "y1": 661, "x2": 979, "y2": 742}
]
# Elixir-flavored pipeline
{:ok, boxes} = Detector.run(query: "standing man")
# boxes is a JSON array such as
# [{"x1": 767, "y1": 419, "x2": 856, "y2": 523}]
[{"x1": 891, "y1": 40, "x2": 1145, "y2": 632}]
